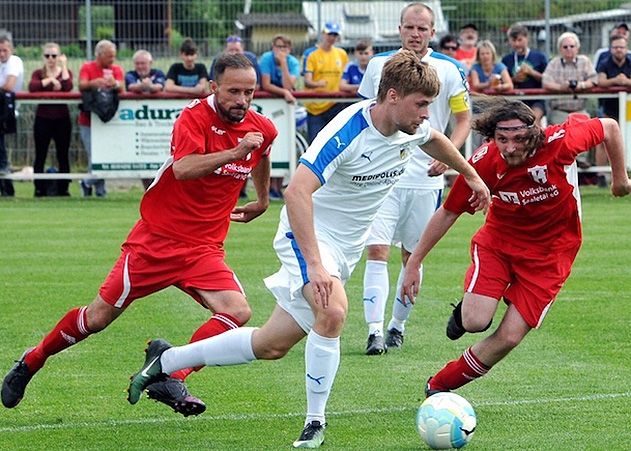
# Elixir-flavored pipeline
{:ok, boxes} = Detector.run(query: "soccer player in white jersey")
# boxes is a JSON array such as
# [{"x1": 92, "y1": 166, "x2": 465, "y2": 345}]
[
  {"x1": 358, "y1": 2, "x2": 471, "y2": 355},
  {"x1": 127, "y1": 51, "x2": 490, "y2": 449}
]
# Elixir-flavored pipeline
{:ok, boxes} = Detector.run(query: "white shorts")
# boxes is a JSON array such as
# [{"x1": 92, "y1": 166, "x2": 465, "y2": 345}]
[
  {"x1": 365, "y1": 188, "x2": 441, "y2": 252},
  {"x1": 264, "y1": 225, "x2": 353, "y2": 333}
]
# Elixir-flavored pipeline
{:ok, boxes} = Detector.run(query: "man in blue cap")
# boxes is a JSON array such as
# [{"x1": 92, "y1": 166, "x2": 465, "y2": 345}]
[{"x1": 302, "y1": 21, "x2": 348, "y2": 143}]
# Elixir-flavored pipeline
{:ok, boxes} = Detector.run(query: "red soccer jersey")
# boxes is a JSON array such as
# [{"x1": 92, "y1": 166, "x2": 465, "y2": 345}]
[
  {"x1": 139, "y1": 95, "x2": 278, "y2": 246},
  {"x1": 445, "y1": 114, "x2": 605, "y2": 251}
]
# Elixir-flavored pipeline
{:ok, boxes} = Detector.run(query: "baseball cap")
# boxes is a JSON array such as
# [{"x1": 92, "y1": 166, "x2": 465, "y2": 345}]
[
  {"x1": 323, "y1": 21, "x2": 341, "y2": 35},
  {"x1": 226, "y1": 35, "x2": 242, "y2": 43},
  {"x1": 460, "y1": 23, "x2": 478, "y2": 32}
]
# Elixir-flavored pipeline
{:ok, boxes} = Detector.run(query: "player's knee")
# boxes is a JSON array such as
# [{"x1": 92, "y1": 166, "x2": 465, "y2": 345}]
[
  {"x1": 315, "y1": 304, "x2": 347, "y2": 335},
  {"x1": 257, "y1": 343, "x2": 291, "y2": 360},
  {"x1": 227, "y1": 304, "x2": 251, "y2": 326},
  {"x1": 462, "y1": 314, "x2": 493, "y2": 334}
]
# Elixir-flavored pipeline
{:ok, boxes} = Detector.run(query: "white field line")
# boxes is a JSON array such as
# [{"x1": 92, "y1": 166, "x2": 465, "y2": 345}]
[{"x1": 1, "y1": 391, "x2": 630, "y2": 434}]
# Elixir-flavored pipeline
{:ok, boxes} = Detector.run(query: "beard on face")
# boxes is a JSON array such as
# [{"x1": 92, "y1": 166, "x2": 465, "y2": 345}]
[{"x1": 216, "y1": 100, "x2": 247, "y2": 123}]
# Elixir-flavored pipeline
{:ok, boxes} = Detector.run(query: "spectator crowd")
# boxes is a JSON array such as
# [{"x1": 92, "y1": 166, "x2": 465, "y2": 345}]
[{"x1": 1, "y1": 17, "x2": 629, "y2": 197}]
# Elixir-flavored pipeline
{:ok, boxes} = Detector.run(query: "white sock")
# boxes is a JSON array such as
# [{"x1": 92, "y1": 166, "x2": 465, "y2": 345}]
[
  {"x1": 304, "y1": 330, "x2": 340, "y2": 425},
  {"x1": 363, "y1": 260, "x2": 389, "y2": 336},
  {"x1": 160, "y1": 327, "x2": 257, "y2": 374},
  {"x1": 388, "y1": 265, "x2": 422, "y2": 333}
]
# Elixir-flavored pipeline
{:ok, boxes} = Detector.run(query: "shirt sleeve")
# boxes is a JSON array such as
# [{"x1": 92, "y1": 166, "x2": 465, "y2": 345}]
[{"x1": 171, "y1": 102, "x2": 208, "y2": 160}]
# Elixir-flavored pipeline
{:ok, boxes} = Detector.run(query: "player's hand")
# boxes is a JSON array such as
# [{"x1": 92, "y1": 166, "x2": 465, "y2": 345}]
[
  {"x1": 283, "y1": 90, "x2": 296, "y2": 104},
  {"x1": 234, "y1": 132, "x2": 264, "y2": 160},
  {"x1": 307, "y1": 263, "x2": 333, "y2": 308},
  {"x1": 427, "y1": 159, "x2": 449, "y2": 177},
  {"x1": 611, "y1": 178, "x2": 631, "y2": 197},
  {"x1": 230, "y1": 200, "x2": 268, "y2": 222},
  {"x1": 464, "y1": 175, "x2": 490, "y2": 213},
  {"x1": 400, "y1": 260, "x2": 422, "y2": 306}
]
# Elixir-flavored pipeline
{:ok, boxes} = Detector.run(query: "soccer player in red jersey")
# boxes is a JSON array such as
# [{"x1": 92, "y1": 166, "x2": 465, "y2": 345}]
[
  {"x1": 400, "y1": 96, "x2": 631, "y2": 395},
  {"x1": 1, "y1": 53, "x2": 278, "y2": 414}
]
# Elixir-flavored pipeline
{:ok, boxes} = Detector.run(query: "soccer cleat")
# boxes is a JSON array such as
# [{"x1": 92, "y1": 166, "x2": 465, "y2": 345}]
[
  {"x1": 385, "y1": 328, "x2": 404, "y2": 348},
  {"x1": 293, "y1": 420, "x2": 326, "y2": 448},
  {"x1": 446, "y1": 301, "x2": 466, "y2": 340},
  {"x1": 127, "y1": 339, "x2": 172, "y2": 405},
  {"x1": 2, "y1": 349, "x2": 35, "y2": 408},
  {"x1": 146, "y1": 377, "x2": 206, "y2": 417},
  {"x1": 425, "y1": 377, "x2": 449, "y2": 398},
  {"x1": 365, "y1": 333, "x2": 387, "y2": 355}
]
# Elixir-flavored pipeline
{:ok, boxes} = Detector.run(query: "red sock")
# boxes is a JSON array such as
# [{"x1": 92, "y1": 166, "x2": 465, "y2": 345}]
[
  {"x1": 429, "y1": 347, "x2": 490, "y2": 391},
  {"x1": 170, "y1": 313, "x2": 241, "y2": 381},
  {"x1": 24, "y1": 307, "x2": 92, "y2": 373}
]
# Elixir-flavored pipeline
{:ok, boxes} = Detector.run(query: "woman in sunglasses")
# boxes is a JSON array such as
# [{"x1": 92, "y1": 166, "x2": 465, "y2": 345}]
[{"x1": 28, "y1": 42, "x2": 73, "y2": 197}]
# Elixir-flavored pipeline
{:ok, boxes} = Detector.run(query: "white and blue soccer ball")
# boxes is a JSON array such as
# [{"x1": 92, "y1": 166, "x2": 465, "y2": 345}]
[{"x1": 416, "y1": 392, "x2": 477, "y2": 449}]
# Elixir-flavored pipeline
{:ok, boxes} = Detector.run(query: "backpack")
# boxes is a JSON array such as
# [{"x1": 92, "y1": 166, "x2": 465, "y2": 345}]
[
  {"x1": 0, "y1": 89, "x2": 17, "y2": 134},
  {"x1": 81, "y1": 88, "x2": 119, "y2": 123}
]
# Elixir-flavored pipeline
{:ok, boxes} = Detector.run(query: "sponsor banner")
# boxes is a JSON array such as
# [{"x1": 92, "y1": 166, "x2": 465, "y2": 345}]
[{"x1": 91, "y1": 97, "x2": 295, "y2": 177}]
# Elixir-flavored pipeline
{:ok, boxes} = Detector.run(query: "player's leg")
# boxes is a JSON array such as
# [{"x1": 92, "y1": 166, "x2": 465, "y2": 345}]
[
  {"x1": 427, "y1": 303, "x2": 531, "y2": 394},
  {"x1": 362, "y1": 192, "x2": 401, "y2": 355},
  {"x1": 386, "y1": 189, "x2": 440, "y2": 348},
  {"x1": 363, "y1": 244, "x2": 390, "y2": 355},
  {"x1": 293, "y1": 277, "x2": 347, "y2": 449},
  {"x1": 128, "y1": 305, "x2": 306, "y2": 404},
  {"x1": 2, "y1": 295, "x2": 123, "y2": 408},
  {"x1": 147, "y1": 250, "x2": 252, "y2": 416},
  {"x1": 147, "y1": 289, "x2": 250, "y2": 416}
]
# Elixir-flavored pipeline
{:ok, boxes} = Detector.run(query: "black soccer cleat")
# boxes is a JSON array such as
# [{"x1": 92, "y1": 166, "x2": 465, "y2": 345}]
[
  {"x1": 127, "y1": 339, "x2": 172, "y2": 405},
  {"x1": 385, "y1": 328, "x2": 404, "y2": 348},
  {"x1": 2, "y1": 349, "x2": 35, "y2": 408},
  {"x1": 424, "y1": 377, "x2": 449, "y2": 398},
  {"x1": 446, "y1": 301, "x2": 466, "y2": 340},
  {"x1": 365, "y1": 333, "x2": 387, "y2": 355},
  {"x1": 293, "y1": 420, "x2": 326, "y2": 448},
  {"x1": 146, "y1": 377, "x2": 206, "y2": 417}
]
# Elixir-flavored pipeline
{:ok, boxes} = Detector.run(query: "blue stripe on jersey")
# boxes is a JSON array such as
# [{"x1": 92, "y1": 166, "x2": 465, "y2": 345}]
[
  {"x1": 429, "y1": 51, "x2": 469, "y2": 85},
  {"x1": 286, "y1": 232, "x2": 309, "y2": 285},
  {"x1": 435, "y1": 189, "x2": 443, "y2": 210},
  {"x1": 299, "y1": 158, "x2": 326, "y2": 185},
  {"x1": 306, "y1": 108, "x2": 370, "y2": 183}
]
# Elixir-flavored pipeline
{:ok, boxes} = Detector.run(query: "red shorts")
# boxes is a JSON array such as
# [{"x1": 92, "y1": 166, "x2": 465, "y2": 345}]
[
  {"x1": 99, "y1": 220, "x2": 243, "y2": 309},
  {"x1": 463, "y1": 235, "x2": 580, "y2": 328}
]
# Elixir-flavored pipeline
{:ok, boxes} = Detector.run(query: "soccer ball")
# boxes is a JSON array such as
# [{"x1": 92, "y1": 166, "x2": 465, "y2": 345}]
[{"x1": 416, "y1": 392, "x2": 477, "y2": 449}]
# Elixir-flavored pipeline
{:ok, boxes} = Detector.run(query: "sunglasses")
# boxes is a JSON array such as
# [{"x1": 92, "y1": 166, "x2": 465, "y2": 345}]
[
  {"x1": 442, "y1": 45, "x2": 458, "y2": 51},
  {"x1": 562, "y1": 45, "x2": 576, "y2": 49},
  {"x1": 44, "y1": 54, "x2": 58, "y2": 59}
]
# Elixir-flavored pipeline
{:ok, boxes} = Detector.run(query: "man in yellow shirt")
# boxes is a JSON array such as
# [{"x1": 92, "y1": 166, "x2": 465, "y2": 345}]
[{"x1": 303, "y1": 22, "x2": 349, "y2": 142}]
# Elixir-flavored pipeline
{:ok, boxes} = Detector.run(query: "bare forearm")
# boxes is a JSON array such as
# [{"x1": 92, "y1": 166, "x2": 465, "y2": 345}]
[
  {"x1": 408, "y1": 207, "x2": 459, "y2": 267},
  {"x1": 449, "y1": 112, "x2": 472, "y2": 149},
  {"x1": 250, "y1": 155, "x2": 271, "y2": 207},
  {"x1": 172, "y1": 149, "x2": 242, "y2": 180},
  {"x1": 423, "y1": 131, "x2": 476, "y2": 179}
]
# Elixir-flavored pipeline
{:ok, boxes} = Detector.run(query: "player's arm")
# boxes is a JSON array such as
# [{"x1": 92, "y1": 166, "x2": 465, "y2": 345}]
[
  {"x1": 428, "y1": 94, "x2": 471, "y2": 176},
  {"x1": 231, "y1": 153, "x2": 271, "y2": 223},
  {"x1": 283, "y1": 165, "x2": 333, "y2": 307},
  {"x1": 423, "y1": 129, "x2": 490, "y2": 212},
  {"x1": 598, "y1": 118, "x2": 631, "y2": 196},
  {"x1": 173, "y1": 132, "x2": 264, "y2": 180},
  {"x1": 401, "y1": 206, "x2": 461, "y2": 303}
]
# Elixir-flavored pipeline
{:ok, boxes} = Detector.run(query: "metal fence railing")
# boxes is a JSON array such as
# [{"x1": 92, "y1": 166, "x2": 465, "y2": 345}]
[{"x1": 2, "y1": 1, "x2": 630, "y2": 58}]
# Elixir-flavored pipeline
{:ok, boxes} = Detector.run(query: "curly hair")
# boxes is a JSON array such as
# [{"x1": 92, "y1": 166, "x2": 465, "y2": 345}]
[{"x1": 472, "y1": 96, "x2": 545, "y2": 150}]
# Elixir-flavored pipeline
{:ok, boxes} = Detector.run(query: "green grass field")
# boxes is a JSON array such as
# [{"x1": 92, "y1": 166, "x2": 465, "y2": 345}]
[{"x1": 1, "y1": 182, "x2": 630, "y2": 450}]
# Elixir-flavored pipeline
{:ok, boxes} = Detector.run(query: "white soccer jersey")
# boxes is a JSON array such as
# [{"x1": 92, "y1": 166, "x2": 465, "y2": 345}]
[
  {"x1": 279, "y1": 99, "x2": 432, "y2": 270},
  {"x1": 358, "y1": 48, "x2": 469, "y2": 189}
]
